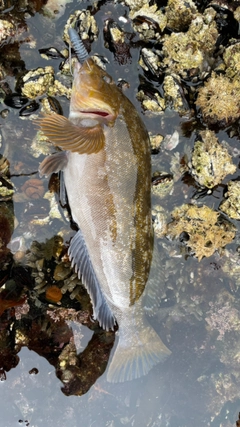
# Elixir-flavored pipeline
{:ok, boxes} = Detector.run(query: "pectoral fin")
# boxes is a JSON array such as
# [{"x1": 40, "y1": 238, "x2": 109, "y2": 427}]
[
  {"x1": 39, "y1": 151, "x2": 68, "y2": 177},
  {"x1": 38, "y1": 114, "x2": 105, "y2": 154}
]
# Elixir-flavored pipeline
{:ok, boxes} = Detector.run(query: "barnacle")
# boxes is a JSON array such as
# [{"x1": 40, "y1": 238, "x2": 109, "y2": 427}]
[{"x1": 47, "y1": 80, "x2": 71, "y2": 98}]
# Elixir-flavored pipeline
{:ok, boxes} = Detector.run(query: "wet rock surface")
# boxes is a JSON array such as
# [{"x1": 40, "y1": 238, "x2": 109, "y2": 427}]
[{"x1": 1, "y1": 0, "x2": 240, "y2": 426}]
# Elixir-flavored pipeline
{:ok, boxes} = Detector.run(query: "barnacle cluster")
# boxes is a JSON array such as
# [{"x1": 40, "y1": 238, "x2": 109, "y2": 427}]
[
  {"x1": 25, "y1": 237, "x2": 87, "y2": 306},
  {"x1": 20, "y1": 67, "x2": 55, "y2": 99},
  {"x1": 152, "y1": 172, "x2": 174, "y2": 199},
  {"x1": 167, "y1": 204, "x2": 236, "y2": 260},
  {"x1": 162, "y1": 9, "x2": 218, "y2": 77},
  {"x1": 0, "y1": 19, "x2": 15, "y2": 42},
  {"x1": 165, "y1": 0, "x2": 197, "y2": 31},
  {"x1": 223, "y1": 42, "x2": 240, "y2": 78},
  {"x1": 63, "y1": 9, "x2": 98, "y2": 44},
  {"x1": 196, "y1": 73, "x2": 240, "y2": 127},
  {"x1": 163, "y1": 74, "x2": 190, "y2": 115},
  {"x1": 42, "y1": 0, "x2": 72, "y2": 19},
  {"x1": 131, "y1": 4, "x2": 167, "y2": 41},
  {"x1": 139, "y1": 48, "x2": 161, "y2": 77},
  {"x1": 189, "y1": 130, "x2": 236, "y2": 188},
  {"x1": 220, "y1": 181, "x2": 240, "y2": 219},
  {"x1": 136, "y1": 89, "x2": 165, "y2": 113},
  {"x1": 149, "y1": 133, "x2": 163, "y2": 152}
]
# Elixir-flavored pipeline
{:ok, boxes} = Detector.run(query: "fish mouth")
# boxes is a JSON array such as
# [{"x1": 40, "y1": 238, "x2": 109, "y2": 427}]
[
  {"x1": 72, "y1": 108, "x2": 115, "y2": 121},
  {"x1": 80, "y1": 110, "x2": 110, "y2": 117}
]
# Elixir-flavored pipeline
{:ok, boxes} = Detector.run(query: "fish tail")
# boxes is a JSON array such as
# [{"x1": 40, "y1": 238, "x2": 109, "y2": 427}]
[{"x1": 106, "y1": 316, "x2": 170, "y2": 383}]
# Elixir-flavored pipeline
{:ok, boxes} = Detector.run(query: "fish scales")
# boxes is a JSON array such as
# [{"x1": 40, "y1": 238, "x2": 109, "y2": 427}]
[{"x1": 38, "y1": 56, "x2": 170, "y2": 382}]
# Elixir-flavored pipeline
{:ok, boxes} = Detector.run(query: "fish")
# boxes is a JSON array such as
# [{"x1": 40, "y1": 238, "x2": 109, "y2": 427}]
[{"x1": 38, "y1": 28, "x2": 170, "y2": 382}]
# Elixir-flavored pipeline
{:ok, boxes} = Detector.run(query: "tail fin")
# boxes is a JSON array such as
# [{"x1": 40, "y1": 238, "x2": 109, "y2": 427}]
[{"x1": 107, "y1": 317, "x2": 170, "y2": 383}]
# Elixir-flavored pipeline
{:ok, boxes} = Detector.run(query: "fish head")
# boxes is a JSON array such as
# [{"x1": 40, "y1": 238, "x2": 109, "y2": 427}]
[{"x1": 70, "y1": 58, "x2": 121, "y2": 125}]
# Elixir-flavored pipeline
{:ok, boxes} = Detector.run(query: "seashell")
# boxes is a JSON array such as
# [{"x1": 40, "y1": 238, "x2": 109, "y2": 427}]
[
  {"x1": 131, "y1": 4, "x2": 167, "y2": 41},
  {"x1": 38, "y1": 47, "x2": 64, "y2": 60},
  {"x1": 45, "y1": 285, "x2": 62, "y2": 303},
  {"x1": 4, "y1": 93, "x2": 28, "y2": 109},
  {"x1": 63, "y1": 9, "x2": 99, "y2": 46},
  {"x1": 53, "y1": 263, "x2": 70, "y2": 281},
  {"x1": 19, "y1": 101, "x2": 40, "y2": 117},
  {"x1": 133, "y1": 15, "x2": 161, "y2": 32},
  {"x1": 151, "y1": 172, "x2": 174, "y2": 199},
  {"x1": 21, "y1": 178, "x2": 45, "y2": 199},
  {"x1": 41, "y1": 96, "x2": 63, "y2": 115},
  {"x1": 137, "y1": 77, "x2": 165, "y2": 112},
  {"x1": 140, "y1": 48, "x2": 162, "y2": 79},
  {"x1": 17, "y1": 67, "x2": 55, "y2": 99},
  {"x1": 152, "y1": 173, "x2": 174, "y2": 186},
  {"x1": 0, "y1": 109, "x2": 9, "y2": 119},
  {"x1": 103, "y1": 19, "x2": 132, "y2": 65},
  {"x1": 8, "y1": 236, "x2": 26, "y2": 254}
]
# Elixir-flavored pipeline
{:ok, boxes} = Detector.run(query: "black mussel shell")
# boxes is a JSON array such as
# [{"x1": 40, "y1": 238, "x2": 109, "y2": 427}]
[
  {"x1": 46, "y1": 96, "x2": 63, "y2": 115},
  {"x1": 151, "y1": 173, "x2": 173, "y2": 185},
  {"x1": 39, "y1": 47, "x2": 64, "y2": 59},
  {"x1": 133, "y1": 15, "x2": 161, "y2": 33},
  {"x1": 4, "y1": 93, "x2": 28, "y2": 109},
  {"x1": 103, "y1": 19, "x2": 132, "y2": 65},
  {"x1": 141, "y1": 49, "x2": 162, "y2": 79},
  {"x1": 19, "y1": 101, "x2": 40, "y2": 117}
]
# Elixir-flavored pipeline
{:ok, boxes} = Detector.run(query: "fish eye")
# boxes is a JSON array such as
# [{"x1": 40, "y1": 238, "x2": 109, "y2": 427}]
[{"x1": 102, "y1": 75, "x2": 112, "y2": 84}]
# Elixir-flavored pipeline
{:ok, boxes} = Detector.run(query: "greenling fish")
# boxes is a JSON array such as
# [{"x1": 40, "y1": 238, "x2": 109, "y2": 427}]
[{"x1": 38, "y1": 28, "x2": 170, "y2": 382}]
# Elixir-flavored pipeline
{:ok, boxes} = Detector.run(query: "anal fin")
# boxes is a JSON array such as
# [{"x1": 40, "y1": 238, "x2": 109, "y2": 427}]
[{"x1": 68, "y1": 229, "x2": 116, "y2": 331}]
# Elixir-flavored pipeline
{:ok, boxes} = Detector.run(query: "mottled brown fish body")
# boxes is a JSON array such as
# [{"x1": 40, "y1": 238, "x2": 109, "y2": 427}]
[{"x1": 39, "y1": 59, "x2": 170, "y2": 382}]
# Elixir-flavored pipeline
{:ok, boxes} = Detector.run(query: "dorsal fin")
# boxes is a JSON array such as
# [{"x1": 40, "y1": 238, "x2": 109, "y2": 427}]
[
  {"x1": 38, "y1": 114, "x2": 105, "y2": 154},
  {"x1": 68, "y1": 229, "x2": 116, "y2": 331}
]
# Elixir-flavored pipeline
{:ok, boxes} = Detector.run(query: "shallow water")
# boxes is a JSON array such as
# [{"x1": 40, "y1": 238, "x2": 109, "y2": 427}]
[{"x1": 1, "y1": 1, "x2": 240, "y2": 426}]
